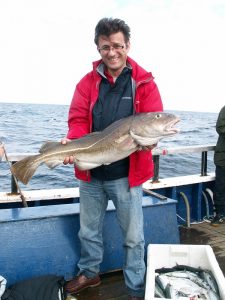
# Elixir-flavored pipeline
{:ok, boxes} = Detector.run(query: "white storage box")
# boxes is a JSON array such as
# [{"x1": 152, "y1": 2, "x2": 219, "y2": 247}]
[{"x1": 145, "y1": 244, "x2": 225, "y2": 300}]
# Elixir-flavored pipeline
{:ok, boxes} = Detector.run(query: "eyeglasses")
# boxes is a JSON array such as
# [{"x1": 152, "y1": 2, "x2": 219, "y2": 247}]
[{"x1": 98, "y1": 43, "x2": 125, "y2": 53}]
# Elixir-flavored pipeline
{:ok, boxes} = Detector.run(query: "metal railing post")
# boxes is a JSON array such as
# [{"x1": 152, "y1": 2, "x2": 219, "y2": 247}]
[
  {"x1": 11, "y1": 162, "x2": 18, "y2": 193},
  {"x1": 201, "y1": 151, "x2": 208, "y2": 176},
  {"x1": 152, "y1": 155, "x2": 160, "y2": 182}
]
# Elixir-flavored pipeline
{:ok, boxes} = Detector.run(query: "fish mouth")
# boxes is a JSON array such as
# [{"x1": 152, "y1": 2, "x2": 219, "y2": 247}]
[{"x1": 165, "y1": 118, "x2": 180, "y2": 134}]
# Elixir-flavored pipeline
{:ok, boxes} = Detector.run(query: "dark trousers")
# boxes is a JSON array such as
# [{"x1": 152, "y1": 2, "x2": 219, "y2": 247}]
[{"x1": 214, "y1": 165, "x2": 225, "y2": 214}]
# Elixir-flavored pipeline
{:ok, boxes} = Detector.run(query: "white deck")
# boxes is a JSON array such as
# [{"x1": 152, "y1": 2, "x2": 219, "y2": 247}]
[
  {"x1": 0, "y1": 187, "x2": 80, "y2": 203},
  {"x1": 143, "y1": 172, "x2": 215, "y2": 190},
  {"x1": 0, "y1": 173, "x2": 215, "y2": 203}
]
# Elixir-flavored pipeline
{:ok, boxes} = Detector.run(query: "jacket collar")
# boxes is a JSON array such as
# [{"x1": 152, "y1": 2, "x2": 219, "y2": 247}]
[
  {"x1": 95, "y1": 60, "x2": 132, "y2": 79},
  {"x1": 92, "y1": 56, "x2": 153, "y2": 82}
]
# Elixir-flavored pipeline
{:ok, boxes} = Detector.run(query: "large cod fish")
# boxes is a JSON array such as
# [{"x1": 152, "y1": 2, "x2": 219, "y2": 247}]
[{"x1": 11, "y1": 112, "x2": 179, "y2": 185}]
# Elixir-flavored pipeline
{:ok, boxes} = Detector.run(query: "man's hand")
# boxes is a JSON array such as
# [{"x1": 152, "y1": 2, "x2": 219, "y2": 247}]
[
  {"x1": 61, "y1": 138, "x2": 75, "y2": 165},
  {"x1": 138, "y1": 144, "x2": 157, "y2": 151}
]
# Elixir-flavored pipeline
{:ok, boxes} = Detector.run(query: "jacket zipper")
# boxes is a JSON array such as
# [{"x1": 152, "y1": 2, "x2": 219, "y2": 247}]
[
  {"x1": 134, "y1": 76, "x2": 153, "y2": 113},
  {"x1": 136, "y1": 76, "x2": 153, "y2": 88}
]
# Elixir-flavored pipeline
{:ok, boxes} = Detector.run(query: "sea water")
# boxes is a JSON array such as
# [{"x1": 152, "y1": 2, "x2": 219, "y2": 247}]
[{"x1": 0, "y1": 102, "x2": 219, "y2": 192}]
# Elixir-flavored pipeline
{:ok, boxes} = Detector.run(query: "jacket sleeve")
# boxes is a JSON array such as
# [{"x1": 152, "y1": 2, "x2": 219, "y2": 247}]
[
  {"x1": 147, "y1": 79, "x2": 163, "y2": 112},
  {"x1": 67, "y1": 76, "x2": 91, "y2": 139},
  {"x1": 216, "y1": 106, "x2": 225, "y2": 138},
  {"x1": 137, "y1": 76, "x2": 163, "y2": 113}
]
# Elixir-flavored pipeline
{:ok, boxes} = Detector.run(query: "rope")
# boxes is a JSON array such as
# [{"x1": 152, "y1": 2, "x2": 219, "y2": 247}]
[{"x1": 1, "y1": 142, "x2": 28, "y2": 207}]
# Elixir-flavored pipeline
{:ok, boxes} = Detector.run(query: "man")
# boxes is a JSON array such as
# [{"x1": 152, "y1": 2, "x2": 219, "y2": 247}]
[
  {"x1": 211, "y1": 106, "x2": 225, "y2": 226},
  {"x1": 63, "y1": 18, "x2": 163, "y2": 299}
]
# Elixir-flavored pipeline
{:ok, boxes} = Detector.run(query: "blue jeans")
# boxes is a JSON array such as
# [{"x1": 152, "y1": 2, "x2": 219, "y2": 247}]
[{"x1": 77, "y1": 177, "x2": 145, "y2": 297}]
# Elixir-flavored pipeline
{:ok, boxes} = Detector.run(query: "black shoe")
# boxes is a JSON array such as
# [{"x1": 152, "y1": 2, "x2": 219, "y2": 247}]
[{"x1": 211, "y1": 214, "x2": 224, "y2": 226}]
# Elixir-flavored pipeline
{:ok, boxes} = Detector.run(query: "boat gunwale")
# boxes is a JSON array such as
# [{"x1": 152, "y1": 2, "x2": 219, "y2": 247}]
[{"x1": 0, "y1": 197, "x2": 177, "y2": 222}]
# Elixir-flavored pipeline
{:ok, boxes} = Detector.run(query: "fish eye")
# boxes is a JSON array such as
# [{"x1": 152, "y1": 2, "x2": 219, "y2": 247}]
[{"x1": 155, "y1": 113, "x2": 161, "y2": 119}]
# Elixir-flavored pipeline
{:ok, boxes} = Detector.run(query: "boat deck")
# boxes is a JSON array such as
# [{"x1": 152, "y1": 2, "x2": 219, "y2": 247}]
[
  {"x1": 180, "y1": 220, "x2": 225, "y2": 276},
  {"x1": 70, "y1": 221, "x2": 225, "y2": 300}
]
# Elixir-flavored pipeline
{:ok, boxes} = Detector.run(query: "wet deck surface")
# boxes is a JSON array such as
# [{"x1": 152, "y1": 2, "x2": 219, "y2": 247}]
[
  {"x1": 67, "y1": 221, "x2": 225, "y2": 300},
  {"x1": 179, "y1": 220, "x2": 225, "y2": 276}
]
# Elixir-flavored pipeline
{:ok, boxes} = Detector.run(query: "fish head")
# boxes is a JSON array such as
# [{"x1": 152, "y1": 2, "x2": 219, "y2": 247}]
[{"x1": 130, "y1": 112, "x2": 180, "y2": 146}]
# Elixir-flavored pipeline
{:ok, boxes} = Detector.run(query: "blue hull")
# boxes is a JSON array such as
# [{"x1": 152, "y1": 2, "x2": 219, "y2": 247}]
[{"x1": 0, "y1": 196, "x2": 179, "y2": 286}]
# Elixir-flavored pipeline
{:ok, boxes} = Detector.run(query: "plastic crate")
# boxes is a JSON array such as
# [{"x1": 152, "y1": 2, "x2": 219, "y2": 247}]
[{"x1": 145, "y1": 244, "x2": 225, "y2": 299}]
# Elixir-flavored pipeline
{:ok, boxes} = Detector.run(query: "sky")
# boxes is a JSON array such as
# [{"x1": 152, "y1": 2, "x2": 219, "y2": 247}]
[{"x1": 0, "y1": 0, "x2": 225, "y2": 113}]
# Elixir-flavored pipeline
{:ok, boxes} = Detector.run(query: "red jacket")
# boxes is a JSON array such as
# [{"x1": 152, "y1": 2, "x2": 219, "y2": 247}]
[{"x1": 67, "y1": 56, "x2": 163, "y2": 187}]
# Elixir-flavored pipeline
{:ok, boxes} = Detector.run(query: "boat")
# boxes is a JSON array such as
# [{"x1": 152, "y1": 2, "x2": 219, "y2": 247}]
[{"x1": 0, "y1": 144, "x2": 222, "y2": 299}]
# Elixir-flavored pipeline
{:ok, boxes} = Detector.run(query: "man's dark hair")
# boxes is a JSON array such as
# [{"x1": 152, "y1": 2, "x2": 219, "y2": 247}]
[{"x1": 94, "y1": 18, "x2": 131, "y2": 45}]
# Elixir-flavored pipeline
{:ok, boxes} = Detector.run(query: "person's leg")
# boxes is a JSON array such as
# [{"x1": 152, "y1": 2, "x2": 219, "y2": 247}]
[
  {"x1": 214, "y1": 165, "x2": 225, "y2": 215},
  {"x1": 78, "y1": 178, "x2": 108, "y2": 277},
  {"x1": 211, "y1": 165, "x2": 225, "y2": 226},
  {"x1": 62, "y1": 178, "x2": 109, "y2": 294},
  {"x1": 105, "y1": 178, "x2": 145, "y2": 297}
]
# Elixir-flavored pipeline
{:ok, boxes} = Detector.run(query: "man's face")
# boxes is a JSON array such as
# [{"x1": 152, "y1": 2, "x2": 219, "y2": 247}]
[{"x1": 97, "y1": 32, "x2": 130, "y2": 77}]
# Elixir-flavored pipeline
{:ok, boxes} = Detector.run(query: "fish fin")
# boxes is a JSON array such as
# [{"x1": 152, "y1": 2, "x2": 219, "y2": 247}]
[
  {"x1": 115, "y1": 134, "x2": 137, "y2": 150},
  {"x1": 78, "y1": 131, "x2": 101, "y2": 139},
  {"x1": 39, "y1": 141, "x2": 61, "y2": 153},
  {"x1": 44, "y1": 159, "x2": 62, "y2": 169},
  {"x1": 115, "y1": 135, "x2": 129, "y2": 144},
  {"x1": 11, "y1": 154, "x2": 41, "y2": 185},
  {"x1": 74, "y1": 158, "x2": 101, "y2": 170},
  {"x1": 130, "y1": 130, "x2": 160, "y2": 146}
]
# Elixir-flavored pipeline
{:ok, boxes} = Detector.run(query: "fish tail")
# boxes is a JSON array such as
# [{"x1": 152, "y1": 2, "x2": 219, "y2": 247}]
[{"x1": 11, "y1": 154, "x2": 42, "y2": 185}]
